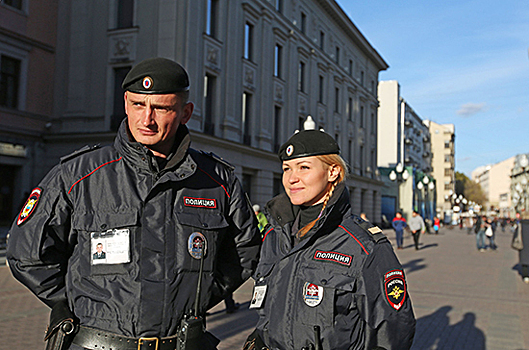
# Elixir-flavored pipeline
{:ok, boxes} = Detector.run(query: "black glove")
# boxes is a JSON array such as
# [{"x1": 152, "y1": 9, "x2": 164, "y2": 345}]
[
  {"x1": 243, "y1": 329, "x2": 268, "y2": 350},
  {"x1": 44, "y1": 300, "x2": 77, "y2": 350}
]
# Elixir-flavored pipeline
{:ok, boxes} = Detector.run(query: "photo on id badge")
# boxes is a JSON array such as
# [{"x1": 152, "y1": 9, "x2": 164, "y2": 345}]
[{"x1": 91, "y1": 229, "x2": 131, "y2": 265}]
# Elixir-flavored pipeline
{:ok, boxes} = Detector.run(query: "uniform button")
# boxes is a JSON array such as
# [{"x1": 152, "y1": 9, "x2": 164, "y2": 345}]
[
  {"x1": 101, "y1": 224, "x2": 107, "y2": 229},
  {"x1": 321, "y1": 279, "x2": 327, "y2": 285},
  {"x1": 142, "y1": 157, "x2": 146, "y2": 161},
  {"x1": 256, "y1": 273, "x2": 261, "y2": 278},
  {"x1": 202, "y1": 223, "x2": 208, "y2": 228},
  {"x1": 180, "y1": 174, "x2": 185, "y2": 178},
  {"x1": 258, "y1": 277, "x2": 264, "y2": 282}
]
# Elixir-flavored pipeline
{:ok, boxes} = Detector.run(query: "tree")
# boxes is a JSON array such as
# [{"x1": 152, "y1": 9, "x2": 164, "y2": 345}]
[{"x1": 455, "y1": 172, "x2": 487, "y2": 205}]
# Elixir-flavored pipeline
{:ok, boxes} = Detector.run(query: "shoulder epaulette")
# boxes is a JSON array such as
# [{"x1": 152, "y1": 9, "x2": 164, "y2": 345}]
[
  {"x1": 354, "y1": 216, "x2": 387, "y2": 243},
  {"x1": 60, "y1": 144, "x2": 101, "y2": 163},
  {"x1": 199, "y1": 150, "x2": 235, "y2": 170}
]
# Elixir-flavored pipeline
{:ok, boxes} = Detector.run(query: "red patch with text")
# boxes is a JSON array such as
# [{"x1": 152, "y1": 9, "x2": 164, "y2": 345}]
[
  {"x1": 184, "y1": 196, "x2": 217, "y2": 208},
  {"x1": 313, "y1": 250, "x2": 352, "y2": 266}
]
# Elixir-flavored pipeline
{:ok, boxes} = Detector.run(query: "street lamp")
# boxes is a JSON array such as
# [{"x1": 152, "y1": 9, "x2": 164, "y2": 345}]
[{"x1": 389, "y1": 163, "x2": 409, "y2": 182}]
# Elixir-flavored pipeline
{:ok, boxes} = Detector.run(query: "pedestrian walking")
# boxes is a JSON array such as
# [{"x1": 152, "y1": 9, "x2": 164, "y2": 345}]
[
  {"x1": 513, "y1": 213, "x2": 529, "y2": 283},
  {"x1": 433, "y1": 216, "x2": 441, "y2": 234},
  {"x1": 474, "y1": 215, "x2": 488, "y2": 252},
  {"x1": 6, "y1": 57, "x2": 261, "y2": 350},
  {"x1": 409, "y1": 210, "x2": 426, "y2": 250},
  {"x1": 243, "y1": 129, "x2": 415, "y2": 350},
  {"x1": 392, "y1": 211, "x2": 407, "y2": 249}
]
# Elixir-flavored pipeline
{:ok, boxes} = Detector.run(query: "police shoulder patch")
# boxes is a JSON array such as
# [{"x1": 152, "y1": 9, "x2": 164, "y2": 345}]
[
  {"x1": 17, "y1": 187, "x2": 42, "y2": 226},
  {"x1": 384, "y1": 269, "x2": 407, "y2": 311}
]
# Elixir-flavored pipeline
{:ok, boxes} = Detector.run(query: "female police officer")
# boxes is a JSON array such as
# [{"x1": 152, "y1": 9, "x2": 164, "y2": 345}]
[{"x1": 244, "y1": 129, "x2": 415, "y2": 350}]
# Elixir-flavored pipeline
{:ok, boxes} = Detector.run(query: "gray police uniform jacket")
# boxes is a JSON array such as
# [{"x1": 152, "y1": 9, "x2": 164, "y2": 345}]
[
  {"x1": 252, "y1": 185, "x2": 415, "y2": 350},
  {"x1": 7, "y1": 121, "x2": 261, "y2": 338}
]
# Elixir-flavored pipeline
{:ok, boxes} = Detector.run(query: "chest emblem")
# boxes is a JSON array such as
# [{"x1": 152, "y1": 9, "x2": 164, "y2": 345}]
[
  {"x1": 313, "y1": 250, "x2": 352, "y2": 266},
  {"x1": 384, "y1": 269, "x2": 407, "y2": 311},
  {"x1": 188, "y1": 232, "x2": 207, "y2": 259},
  {"x1": 184, "y1": 196, "x2": 217, "y2": 209},
  {"x1": 303, "y1": 282, "x2": 324, "y2": 307},
  {"x1": 17, "y1": 188, "x2": 42, "y2": 226}
]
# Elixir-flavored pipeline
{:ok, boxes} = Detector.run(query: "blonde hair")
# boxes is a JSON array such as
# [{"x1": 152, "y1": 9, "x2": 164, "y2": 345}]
[{"x1": 297, "y1": 154, "x2": 348, "y2": 238}]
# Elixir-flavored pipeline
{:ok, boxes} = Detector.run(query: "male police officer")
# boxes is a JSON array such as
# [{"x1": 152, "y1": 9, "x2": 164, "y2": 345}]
[{"x1": 7, "y1": 57, "x2": 261, "y2": 350}]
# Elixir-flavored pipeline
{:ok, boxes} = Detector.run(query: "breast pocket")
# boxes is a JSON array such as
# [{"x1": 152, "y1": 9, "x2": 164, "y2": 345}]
[
  {"x1": 296, "y1": 264, "x2": 356, "y2": 328},
  {"x1": 174, "y1": 210, "x2": 229, "y2": 270},
  {"x1": 72, "y1": 210, "x2": 139, "y2": 276}
]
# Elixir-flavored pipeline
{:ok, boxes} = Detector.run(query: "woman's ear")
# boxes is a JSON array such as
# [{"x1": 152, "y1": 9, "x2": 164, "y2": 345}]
[{"x1": 328, "y1": 164, "x2": 340, "y2": 182}]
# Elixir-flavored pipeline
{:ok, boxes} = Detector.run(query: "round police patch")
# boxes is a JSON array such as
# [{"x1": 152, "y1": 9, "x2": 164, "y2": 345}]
[
  {"x1": 188, "y1": 232, "x2": 207, "y2": 259},
  {"x1": 384, "y1": 269, "x2": 407, "y2": 311},
  {"x1": 303, "y1": 282, "x2": 324, "y2": 307},
  {"x1": 286, "y1": 145, "x2": 294, "y2": 157},
  {"x1": 142, "y1": 76, "x2": 153, "y2": 90},
  {"x1": 17, "y1": 188, "x2": 42, "y2": 226}
]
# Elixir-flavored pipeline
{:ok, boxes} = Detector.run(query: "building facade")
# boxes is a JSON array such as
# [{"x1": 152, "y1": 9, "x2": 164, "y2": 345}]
[
  {"x1": 0, "y1": 0, "x2": 59, "y2": 230},
  {"x1": 425, "y1": 120, "x2": 455, "y2": 222},
  {"x1": 3, "y1": 0, "x2": 389, "y2": 225},
  {"x1": 377, "y1": 80, "x2": 434, "y2": 223}
]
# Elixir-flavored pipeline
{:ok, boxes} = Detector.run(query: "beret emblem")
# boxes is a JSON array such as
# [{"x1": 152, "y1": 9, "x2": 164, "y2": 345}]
[
  {"x1": 286, "y1": 145, "x2": 294, "y2": 157},
  {"x1": 142, "y1": 76, "x2": 153, "y2": 90}
]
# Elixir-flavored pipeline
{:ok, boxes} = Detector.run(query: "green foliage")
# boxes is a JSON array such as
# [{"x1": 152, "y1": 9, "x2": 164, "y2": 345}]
[{"x1": 455, "y1": 172, "x2": 487, "y2": 205}]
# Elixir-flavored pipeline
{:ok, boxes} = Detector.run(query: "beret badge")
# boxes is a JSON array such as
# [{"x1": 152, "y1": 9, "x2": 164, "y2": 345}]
[
  {"x1": 142, "y1": 76, "x2": 153, "y2": 90},
  {"x1": 286, "y1": 145, "x2": 294, "y2": 157}
]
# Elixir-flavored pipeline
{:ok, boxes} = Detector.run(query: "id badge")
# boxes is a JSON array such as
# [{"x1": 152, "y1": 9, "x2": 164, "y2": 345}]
[
  {"x1": 249, "y1": 285, "x2": 267, "y2": 309},
  {"x1": 91, "y1": 229, "x2": 131, "y2": 265}
]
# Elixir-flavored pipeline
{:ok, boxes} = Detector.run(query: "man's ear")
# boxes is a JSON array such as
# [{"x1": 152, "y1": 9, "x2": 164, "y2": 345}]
[
  {"x1": 181, "y1": 102, "x2": 194, "y2": 125},
  {"x1": 123, "y1": 91, "x2": 129, "y2": 115}
]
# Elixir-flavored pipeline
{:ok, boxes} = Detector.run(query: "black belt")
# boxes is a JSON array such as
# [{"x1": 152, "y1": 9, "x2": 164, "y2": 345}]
[{"x1": 73, "y1": 326, "x2": 179, "y2": 350}]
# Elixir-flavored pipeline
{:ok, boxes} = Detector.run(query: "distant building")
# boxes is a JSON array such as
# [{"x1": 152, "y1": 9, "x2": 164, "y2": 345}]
[
  {"x1": 378, "y1": 80, "x2": 434, "y2": 222},
  {"x1": 511, "y1": 154, "x2": 529, "y2": 218},
  {"x1": 425, "y1": 120, "x2": 455, "y2": 222},
  {"x1": 472, "y1": 156, "x2": 515, "y2": 217}
]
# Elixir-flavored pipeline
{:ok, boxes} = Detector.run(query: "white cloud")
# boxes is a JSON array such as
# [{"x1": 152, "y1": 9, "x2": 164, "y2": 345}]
[{"x1": 457, "y1": 103, "x2": 487, "y2": 117}]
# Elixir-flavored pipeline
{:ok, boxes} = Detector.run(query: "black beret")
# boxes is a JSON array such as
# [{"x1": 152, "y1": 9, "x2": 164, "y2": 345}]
[
  {"x1": 278, "y1": 129, "x2": 340, "y2": 161},
  {"x1": 122, "y1": 57, "x2": 190, "y2": 94}
]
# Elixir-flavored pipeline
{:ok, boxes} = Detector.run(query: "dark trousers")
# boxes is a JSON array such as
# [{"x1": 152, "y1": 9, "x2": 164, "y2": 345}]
[
  {"x1": 522, "y1": 264, "x2": 529, "y2": 278},
  {"x1": 412, "y1": 230, "x2": 420, "y2": 250}
]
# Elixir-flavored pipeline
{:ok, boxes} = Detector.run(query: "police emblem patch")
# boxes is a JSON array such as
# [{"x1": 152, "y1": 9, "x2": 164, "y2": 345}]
[
  {"x1": 303, "y1": 282, "x2": 324, "y2": 307},
  {"x1": 286, "y1": 145, "x2": 294, "y2": 157},
  {"x1": 188, "y1": 232, "x2": 207, "y2": 259},
  {"x1": 384, "y1": 269, "x2": 407, "y2": 311},
  {"x1": 17, "y1": 188, "x2": 42, "y2": 226},
  {"x1": 142, "y1": 76, "x2": 153, "y2": 90}
]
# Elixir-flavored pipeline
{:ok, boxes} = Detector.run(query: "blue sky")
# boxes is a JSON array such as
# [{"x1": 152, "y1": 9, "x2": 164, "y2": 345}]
[{"x1": 336, "y1": 0, "x2": 529, "y2": 176}]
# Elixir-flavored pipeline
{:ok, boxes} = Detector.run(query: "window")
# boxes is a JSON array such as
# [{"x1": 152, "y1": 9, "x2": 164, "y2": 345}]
[
  {"x1": 0, "y1": 55, "x2": 21, "y2": 109},
  {"x1": 242, "y1": 174, "x2": 253, "y2": 201},
  {"x1": 359, "y1": 145, "x2": 364, "y2": 176},
  {"x1": 334, "y1": 87, "x2": 340, "y2": 113},
  {"x1": 117, "y1": 0, "x2": 134, "y2": 29},
  {"x1": 444, "y1": 168, "x2": 452, "y2": 176},
  {"x1": 242, "y1": 92, "x2": 252, "y2": 145},
  {"x1": 371, "y1": 80, "x2": 375, "y2": 93},
  {"x1": 274, "y1": 44, "x2": 282, "y2": 78},
  {"x1": 347, "y1": 97, "x2": 353, "y2": 121},
  {"x1": 371, "y1": 113, "x2": 376, "y2": 134},
  {"x1": 111, "y1": 67, "x2": 130, "y2": 131},
  {"x1": 4, "y1": 0, "x2": 22, "y2": 10},
  {"x1": 298, "y1": 116, "x2": 304, "y2": 131},
  {"x1": 301, "y1": 12, "x2": 307, "y2": 34},
  {"x1": 244, "y1": 22, "x2": 253, "y2": 61},
  {"x1": 360, "y1": 106, "x2": 365, "y2": 128},
  {"x1": 204, "y1": 74, "x2": 216, "y2": 135},
  {"x1": 348, "y1": 59, "x2": 353, "y2": 77},
  {"x1": 298, "y1": 62, "x2": 305, "y2": 92},
  {"x1": 335, "y1": 46, "x2": 340, "y2": 65},
  {"x1": 273, "y1": 106, "x2": 282, "y2": 152},
  {"x1": 275, "y1": 0, "x2": 282, "y2": 13},
  {"x1": 444, "y1": 154, "x2": 451, "y2": 163},
  {"x1": 444, "y1": 140, "x2": 451, "y2": 149},
  {"x1": 348, "y1": 140, "x2": 353, "y2": 164},
  {"x1": 360, "y1": 71, "x2": 364, "y2": 86},
  {"x1": 206, "y1": 0, "x2": 218, "y2": 37},
  {"x1": 320, "y1": 31, "x2": 325, "y2": 51},
  {"x1": 318, "y1": 75, "x2": 324, "y2": 103}
]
